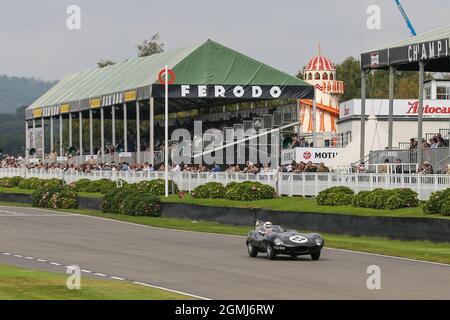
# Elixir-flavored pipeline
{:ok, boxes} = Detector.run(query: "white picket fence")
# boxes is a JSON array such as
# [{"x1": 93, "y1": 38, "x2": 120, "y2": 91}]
[{"x1": 1, "y1": 168, "x2": 449, "y2": 200}]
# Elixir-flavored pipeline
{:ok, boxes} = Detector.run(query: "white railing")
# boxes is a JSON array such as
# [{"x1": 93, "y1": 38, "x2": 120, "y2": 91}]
[
  {"x1": 334, "y1": 163, "x2": 420, "y2": 174},
  {"x1": 1, "y1": 168, "x2": 449, "y2": 200}
]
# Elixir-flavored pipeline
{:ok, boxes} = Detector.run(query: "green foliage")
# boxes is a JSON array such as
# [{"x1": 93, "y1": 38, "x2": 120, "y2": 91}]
[
  {"x1": 119, "y1": 192, "x2": 161, "y2": 217},
  {"x1": 18, "y1": 178, "x2": 63, "y2": 190},
  {"x1": 423, "y1": 189, "x2": 450, "y2": 216},
  {"x1": 32, "y1": 186, "x2": 77, "y2": 209},
  {"x1": 70, "y1": 179, "x2": 120, "y2": 194},
  {"x1": 316, "y1": 186, "x2": 355, "y2": 206},
  {"x1": 191, "y1": 182, "x2": 226, "y2": 199},
  {"x1": 352, "y1": 191, "x2": 371, "y2": 208},
  {"x1": 101, "y1": 188, "x2": 161, "y2": 217},
  {"x1": 0, "y1": 176, "x2": 23, "y2": 188},
  {"x1": 225, "y1": 181, "x2": 277, "y2": 201},
  {"x1": 131, "y1": 179, "x2": 178, "y2": 196}
]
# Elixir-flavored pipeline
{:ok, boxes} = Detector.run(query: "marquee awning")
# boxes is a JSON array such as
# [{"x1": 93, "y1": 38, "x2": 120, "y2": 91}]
[
  {"x1": 26, "y1": 39, "x2": 313, "y2": 120},
  {"x1": 361, "y1": 25, "x2": 450, "y2": 72}
]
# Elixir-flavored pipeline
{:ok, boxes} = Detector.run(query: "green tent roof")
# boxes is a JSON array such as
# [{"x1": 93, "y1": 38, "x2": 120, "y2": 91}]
[{"x1": 27, "y1": 40, "x2": 313, "y2": 119}]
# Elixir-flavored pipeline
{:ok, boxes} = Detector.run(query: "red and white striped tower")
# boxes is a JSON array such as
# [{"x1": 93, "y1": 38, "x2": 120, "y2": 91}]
[{"x1": 299, "y1": 44, "x2": 344, "y2": 134}]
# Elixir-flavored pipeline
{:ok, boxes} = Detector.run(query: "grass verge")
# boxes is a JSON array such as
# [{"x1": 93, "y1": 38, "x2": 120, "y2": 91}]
[{"x1": 0, "y1": 264, "x2": 188, "y2": 300}]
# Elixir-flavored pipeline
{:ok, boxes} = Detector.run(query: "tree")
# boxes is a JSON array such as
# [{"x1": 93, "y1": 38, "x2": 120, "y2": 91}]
[
  {"x1": 97, "y1": 60, "x2": 116, "y2": 68},
  {"x1": 296, "y1": 68, "x2": 305, "y2": 80},
  {"x1": 136, "y1": 33, "x2": 164, "y2": 57}
]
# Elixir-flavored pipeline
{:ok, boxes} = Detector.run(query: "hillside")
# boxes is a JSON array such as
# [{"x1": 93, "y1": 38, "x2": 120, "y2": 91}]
[{"x1": 0, "y1": 75, "x2": 56, "y2": 113}]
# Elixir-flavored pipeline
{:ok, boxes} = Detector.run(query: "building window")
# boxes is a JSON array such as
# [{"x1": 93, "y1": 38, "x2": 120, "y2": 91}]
[
  {"x1": 322, "y1": 73, "x2": 328, "y2": 80},
  {"x1": 424, "y1": 87, "x2": 431, "y2": 100},
  {"x1": 436, "y1": 87, "x2": 450, "y2": 100},
  {"x1": 308, "y1": 73, "x2": 312, "y2": 80},
  {"x1": 314, "y1": 72, "x2": 320, "y2": 80},
  {"x1": 329, "y1": 73, "x2": 334, "y2": 80}
]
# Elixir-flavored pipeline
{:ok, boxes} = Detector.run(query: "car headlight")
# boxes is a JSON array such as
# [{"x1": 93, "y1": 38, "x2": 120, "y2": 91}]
[
  {"x1": 274, "y1": 238, "x2": 284, "y2": 246},
  {"x1": 315, "y1": 238, "x2": 323, "y2": 246}
]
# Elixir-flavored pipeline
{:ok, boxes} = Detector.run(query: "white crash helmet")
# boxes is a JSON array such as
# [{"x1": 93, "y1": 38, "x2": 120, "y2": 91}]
[{"x1": 263, "y1": 221, "x2": 273, "y2": 232}]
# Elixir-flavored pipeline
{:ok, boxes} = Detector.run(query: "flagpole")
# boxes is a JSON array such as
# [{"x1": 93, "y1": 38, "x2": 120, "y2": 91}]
[{"x1": 164, "y1": 65, "x2": 169, "y2": 198}]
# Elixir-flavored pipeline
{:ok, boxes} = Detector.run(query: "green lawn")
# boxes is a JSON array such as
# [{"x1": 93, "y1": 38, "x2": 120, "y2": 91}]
[
  {"x1": 0, "y1": 264, "x2": 189, "y2": 300},
  {"x1": 2, "y1": 187, "x2": 447, "y2": 219}
]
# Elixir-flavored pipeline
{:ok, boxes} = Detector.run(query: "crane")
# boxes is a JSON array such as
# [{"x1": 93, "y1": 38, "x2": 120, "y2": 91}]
[{"x1": 394, "y1": 0, "x2": 417, "y2": 36}]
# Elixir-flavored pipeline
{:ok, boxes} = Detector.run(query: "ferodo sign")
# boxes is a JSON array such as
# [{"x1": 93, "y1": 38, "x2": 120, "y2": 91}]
[{"x1": 152, "y1": 84, "x2": 314, "y2": 99}]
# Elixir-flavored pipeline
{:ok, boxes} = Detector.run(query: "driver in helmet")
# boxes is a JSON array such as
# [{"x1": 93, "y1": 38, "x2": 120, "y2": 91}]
[{"x1": 259, "y1": 221, "x2": 273, "y2": 235}]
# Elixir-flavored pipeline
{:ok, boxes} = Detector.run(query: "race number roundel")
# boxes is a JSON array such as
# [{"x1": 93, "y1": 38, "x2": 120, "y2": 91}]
[
  {"x1": 158, "y1": 69, "x2": 175, "y2": 85},
  {"x1": 303, "y1": 151, "x2": 312, "y2": 160}
]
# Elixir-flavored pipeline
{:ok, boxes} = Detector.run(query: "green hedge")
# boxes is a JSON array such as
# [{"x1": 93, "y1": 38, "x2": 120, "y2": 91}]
[
  {"x1": 192, "y1": 182, "x2": 226, "y2": 199},
  {"x1": 0, "y1": 176, "x2": 24, "y2": 188},
  {"x1": 316, "y1": 186, "x2": 354, "y2": 206},
  {"x1": 131, "y1": 179, "x2": 178, "y2": 196},
  {"x1": 225, "y1": 181, "x2": 277, "y2": 201},
  {"x1": 19, "y1": 178, "x2": 63, "y2": 190},
  {"x1": 101, "y1": 188, "x2": 161, "y2": 217},
  {"x1": 32, "y1": 186, "x2": 77, "y2": 209},
  {"x1": 423, "y1": 188, "x2": 450, "y2": 216},
  {"x1": 71, "y1": 179, "x2": 119, "y2": 194},
  {"x1": 317, "y1": 186, "x2": 419, "y2": 210}
]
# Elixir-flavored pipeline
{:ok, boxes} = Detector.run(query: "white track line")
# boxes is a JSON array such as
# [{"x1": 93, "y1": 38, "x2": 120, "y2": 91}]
[
  {"x1": 0, "y1": 250, "x2": 210, "y2": 300},
  {"x1": 17, "y1": 206, "x2": 449, "y2": 268}
]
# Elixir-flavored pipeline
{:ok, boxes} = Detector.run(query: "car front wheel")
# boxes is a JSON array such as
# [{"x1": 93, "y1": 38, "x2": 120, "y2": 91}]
[
  {"x1": 247, "y1": 242, "x2": 258, "y2": 257},
  {"x1": 311, "y1": 251, "x2": 321, "y2": 261},
  {"x1": 266, "y1": 243, "x2": 277, "y2": 260}
]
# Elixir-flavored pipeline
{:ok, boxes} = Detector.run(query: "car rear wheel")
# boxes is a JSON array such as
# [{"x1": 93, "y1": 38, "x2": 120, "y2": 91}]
[
  {"x1": 247, "y1": 242, "x2": 258, "y2": 257},
  {"x1": 266, "y1": 243, "x2": 277, "y2": 260},
  {"x1": 311, "y1": 251, "x2": 321, "y2": 261}
]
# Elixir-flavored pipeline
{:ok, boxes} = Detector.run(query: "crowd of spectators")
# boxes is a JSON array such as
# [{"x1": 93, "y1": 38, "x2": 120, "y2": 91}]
[{"x1": 409, "y1": 134, "x2": 449, "y2": 150}]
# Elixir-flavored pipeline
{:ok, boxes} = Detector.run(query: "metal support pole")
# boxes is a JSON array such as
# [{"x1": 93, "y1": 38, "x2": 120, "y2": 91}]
[
  {"x1": 123, "y1": 103, "x2": 128, "y2": 152},
  {"x1": 79, "y1": 111, "x2": 83, "y2": 157},
  {"x1": 59, "y1": 115, "x2": 63, "y2": 156},
  {"x1": 388, "y1": 66, "x2": 395, "y2": 149},
  {"x1": 68, "y1": 113, "x2": 73, "y2": 147},
  {"x1": 360, "y1": 70, "x2": 367, "y2": 160},
  {"x1": 100, "y1": 107, "x2": 105, "y2": 160},
  {"x1": 417, "y1": 61, "x2": 425, "y2": 165},
  {"x1": 41, "y1": 117, "x2": 45, "y2": 162},
  {"x1": 32, "y1": 119, "x2": 36, "y2": 149},
  {"x1": 136, "y1": 101, "x2": 141, "y2": 164},
  {"x1": 164, "y1": 65, "x2": 169, "y2": 198},
  {"x1": 50, "y1": 116, "x2": 54, "y2": 152},
  {"x1": 149, "y1": 98, "x2": 155, "y2": 166},
  {"x1": 89, "y1": 110, "x2": 93, "y2": 156},
  {"x1": 25, "y1": 121, "x2": 29, "y2": 163},
  {"x1": 312, "y1": 98, "x2": 317, "y2": 147},
  {"x1": 111, "y1": 106, "x2": 116, "y2": 147}
]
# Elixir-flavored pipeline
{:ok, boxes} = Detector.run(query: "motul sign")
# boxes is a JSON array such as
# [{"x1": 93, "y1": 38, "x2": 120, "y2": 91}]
[{"x1": 407, "y1": 101, "x2": 450, "y2": 115}]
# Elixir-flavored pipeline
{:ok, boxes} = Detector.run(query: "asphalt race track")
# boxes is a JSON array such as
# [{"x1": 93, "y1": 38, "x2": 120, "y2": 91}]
[{"x1": 0, "y1": 206, "x2": 449, "y2": 300}]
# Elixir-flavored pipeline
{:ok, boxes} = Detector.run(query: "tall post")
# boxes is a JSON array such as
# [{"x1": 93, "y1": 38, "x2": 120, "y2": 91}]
[
  {"x1": 111, "y1": 106, "x2": 116, "y2": 147},
  {"x1": 149, "y1": 97, "x2": 155, "y2": 166},
  {"x1": 100, "y1": 107, "x2": 105, "y2": 160},
  {"x1": 50, "y1": 116, "x2": 54, "y2": 152},
  {"x1": 25, "y1": 121, "x2": 29, "y2": 163},
  {"x1": 360, "y1": 70, "x2": 367, "y2": 160},
  {"x1": 388, "y1": 66, "x2": 395, "y2": 149},
  {"x1": 89, "y1": 109, "x2": 93, "y2": 156},
  {"x1": 123, "y1": 103, "x2": 128, "y2": 152},
  {"x1": 136, "y1": 101, "x2": 141, "y2": 164},
  {"x1": 417, "y1": 61, "x2": 425, "y2": 165},
  {"x1": 164, "y1": 65, "x2": 169, "y2": 198},
  {"x1": 59, "y1": 115, "x2": 63, "y2": 157},
  {"x1": 312, "y1": 98, "x2": 317, "y2": 147},
  {"x1": 68, "y1": 113, "x2": 73, "y2": 147},
  {"x1": 41, "y1": 117, "x2": 45, "y2": 162},
  {"x1": 79, "y1": 111, "x2": 83, "y2": 157},
  {"x1": 32, "y1": 119, "x2": 36, "y2": 150}
]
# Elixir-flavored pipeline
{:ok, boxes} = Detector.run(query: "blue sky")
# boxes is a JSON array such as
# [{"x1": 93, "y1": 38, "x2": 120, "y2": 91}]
[{"x1": 0, "y1": 0, "x2": 448, "y2": 80}]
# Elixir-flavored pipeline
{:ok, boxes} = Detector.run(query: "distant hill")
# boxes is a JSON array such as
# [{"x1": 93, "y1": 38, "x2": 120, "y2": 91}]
[{"x1": 0, "y1": 75, "x2": 57, "y2": 113}]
